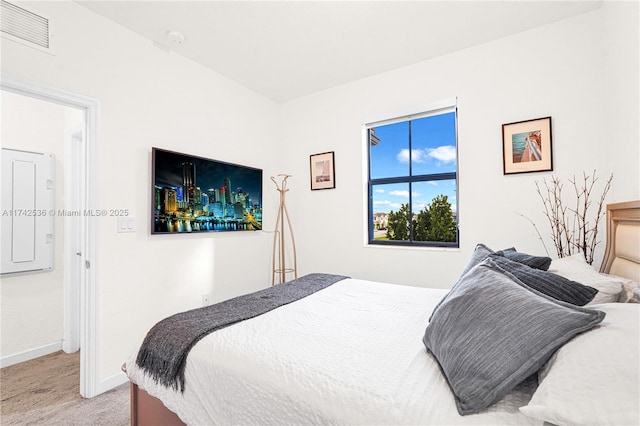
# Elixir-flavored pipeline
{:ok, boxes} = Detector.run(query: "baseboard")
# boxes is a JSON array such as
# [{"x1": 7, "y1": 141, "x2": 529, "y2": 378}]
[
  {"x1": 0, "y1": 341, "x2": 63, "y2": 368},
  {"x1": 98, "y1": 370, "x2": 128, "y2": 395}
]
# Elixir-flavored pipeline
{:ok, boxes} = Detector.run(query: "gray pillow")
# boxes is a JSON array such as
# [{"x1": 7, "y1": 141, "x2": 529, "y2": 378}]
[
  {"x1": 431, "y1": 243, "x2": 513, "y2": 320},
  {"x1": 496, "y1": 247, "x2": 552, "y2": 270},
  {"x1": 459, "y1": 243, "x2": 494, "y2": 277},
  {"x1": 423, "y1": 257, "x2": 605, "y2": 415},
  {"x1": 488, "y1": 254, "x2": 598, "y2": 306},
  {"x1": 429, "y1": 243, "x2": 495, "y2": 321}
]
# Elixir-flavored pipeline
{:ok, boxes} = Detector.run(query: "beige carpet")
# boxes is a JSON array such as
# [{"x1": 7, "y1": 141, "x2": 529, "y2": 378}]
[{"x1": 1, "y1": 351, "x2": 129, "y2": 425}]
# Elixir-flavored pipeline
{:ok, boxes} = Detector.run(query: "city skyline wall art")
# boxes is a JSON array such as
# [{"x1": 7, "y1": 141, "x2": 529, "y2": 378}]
[{"x1": 151, "y1": 147, "x2": 263, "y2": 234}]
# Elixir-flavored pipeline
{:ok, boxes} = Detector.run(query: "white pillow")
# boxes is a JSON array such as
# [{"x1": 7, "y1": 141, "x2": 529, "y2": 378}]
[
  {"x1": 618, "y1": 277, "x2": 640, "y2": 303},
  {"x1": 549, "y1": 254, "x2": 623, "y2": 304},
  {"x1": 520, "y1": 303, "x2": 639, "y2": 425}
]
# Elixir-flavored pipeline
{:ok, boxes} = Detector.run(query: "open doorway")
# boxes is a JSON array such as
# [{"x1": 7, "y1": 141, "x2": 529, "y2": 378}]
[{"x1": 0, "y1": 77, "x2": 99, "y2": 398}]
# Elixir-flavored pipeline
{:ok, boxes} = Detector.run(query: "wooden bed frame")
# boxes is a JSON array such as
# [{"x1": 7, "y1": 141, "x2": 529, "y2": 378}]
[
  {"x1": 129, "y1": 200, "x2": 640, "y2": 426},
  {"x1": 130, "y1": 382, "x2": 185, "y2": 426}
]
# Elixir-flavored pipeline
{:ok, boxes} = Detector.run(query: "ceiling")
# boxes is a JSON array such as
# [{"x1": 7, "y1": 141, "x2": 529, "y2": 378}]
[{"x1": 77, "y1": 1, "x2": 602, "y2": 103}]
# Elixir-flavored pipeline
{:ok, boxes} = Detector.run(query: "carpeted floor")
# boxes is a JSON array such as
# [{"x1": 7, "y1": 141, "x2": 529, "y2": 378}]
[{"x1": 1, "y1": 351, "x2": 129, "y2": 425}]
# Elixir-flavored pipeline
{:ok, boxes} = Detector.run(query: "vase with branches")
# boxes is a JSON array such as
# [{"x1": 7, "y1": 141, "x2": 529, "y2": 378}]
[{"x1": 534, "y1": 170, "x2": 613, "y2": 265}]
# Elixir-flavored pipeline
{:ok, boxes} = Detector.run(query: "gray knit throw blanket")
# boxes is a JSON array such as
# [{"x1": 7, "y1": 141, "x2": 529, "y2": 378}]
[{"x1": 135, "y1": 273, "x2": 349, "y2": 392}]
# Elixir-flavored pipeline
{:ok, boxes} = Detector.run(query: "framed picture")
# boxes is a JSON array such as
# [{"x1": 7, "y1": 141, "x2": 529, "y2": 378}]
[
  {"x1": 310, "y1": 151, "x2": 335, "y2": 190},
  {"x1": 151, "y1": 147, "x2": 263, "y2": 234},
  {"x1": 502, "y1": 116, "x2": 553, "y2": 175}
]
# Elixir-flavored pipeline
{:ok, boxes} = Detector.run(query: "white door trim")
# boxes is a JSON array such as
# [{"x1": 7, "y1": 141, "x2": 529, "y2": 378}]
[
  {"x1": 63, "y1": 127, "x2": 83, "y2": 354},
  {"x1": 1, "y1": 74, "x2": 100, "y2": 398}
]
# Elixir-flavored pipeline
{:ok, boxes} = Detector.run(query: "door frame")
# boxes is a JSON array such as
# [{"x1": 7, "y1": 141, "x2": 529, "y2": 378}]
[
  {"x1": 63, "y1": 127, "x2": 84, "y2": 354},
  {"x1": 1, "y1": 74, "x2": 100, "y2": 398}
]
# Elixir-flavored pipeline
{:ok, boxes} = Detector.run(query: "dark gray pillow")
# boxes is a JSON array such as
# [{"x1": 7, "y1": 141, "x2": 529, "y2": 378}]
[
  {"x1": 488, "y1": 254, "x2": 598, "y2": 306},
  {"x1": 423, "y1": 257, "x2": 605, "y2": 415},
  {"x1": 459, "y1": 243, "x2": 550, "y2": 277},
  {"x1": 496, "y1": 247, "x2": 552, "y2": 271}
]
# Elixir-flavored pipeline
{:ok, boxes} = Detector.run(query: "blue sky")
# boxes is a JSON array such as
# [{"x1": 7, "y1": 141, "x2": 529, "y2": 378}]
[{"x1": 370, "y1": 112, "x2": 457, "y2": 214}]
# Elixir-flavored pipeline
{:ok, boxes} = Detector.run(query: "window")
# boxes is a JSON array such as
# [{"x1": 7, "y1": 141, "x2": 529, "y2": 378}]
[{"x1": 367, "y1": 103, "x2": 458, "y2": 247}]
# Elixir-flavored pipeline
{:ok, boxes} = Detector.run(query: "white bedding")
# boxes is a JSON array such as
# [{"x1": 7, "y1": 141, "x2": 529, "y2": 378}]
[{"x1": 126, "y1": 278, "x2": 541, "y2": 425}]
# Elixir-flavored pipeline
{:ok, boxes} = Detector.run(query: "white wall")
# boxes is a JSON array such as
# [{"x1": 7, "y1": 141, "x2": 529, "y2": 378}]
[
  {"x1": 1, "y1": 1, "x2": 281, "y2": 385},
  {"x1": 0, "y1": 91, "x2": 82, "y2": 361},
  {"x1": 602, "y1": 1, "x2": 640, "y2": 202},
  {"x1": 280, "y1": 8, "x2": 638, "y2": 288}
]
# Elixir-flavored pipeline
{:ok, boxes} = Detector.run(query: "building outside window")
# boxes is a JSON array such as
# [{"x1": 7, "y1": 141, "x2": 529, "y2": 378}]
[{"x1": 366, "y1": 102, "x2": 458, "y2": 247}]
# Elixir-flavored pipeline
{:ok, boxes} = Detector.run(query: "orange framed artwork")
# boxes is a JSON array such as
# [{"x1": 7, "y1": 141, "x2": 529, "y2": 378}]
[{"x1": 502, "y1": 116, "x2": 553, "y2": 175}]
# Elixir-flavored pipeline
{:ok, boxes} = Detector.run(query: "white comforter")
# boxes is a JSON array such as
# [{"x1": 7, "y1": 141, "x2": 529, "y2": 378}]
[{"x1": 126, "y1": 278, "x2": 541, "y2": 425}]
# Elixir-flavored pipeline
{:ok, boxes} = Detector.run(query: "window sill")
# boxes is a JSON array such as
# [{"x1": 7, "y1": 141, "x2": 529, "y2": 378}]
[{"x1": 364, "y1": 243, "x2": 460, "y2": 253}]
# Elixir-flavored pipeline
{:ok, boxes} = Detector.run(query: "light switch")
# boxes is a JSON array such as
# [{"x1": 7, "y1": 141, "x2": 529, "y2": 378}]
[{"x1": 117, "y1": 217, "x2": 135, "y2": 233}]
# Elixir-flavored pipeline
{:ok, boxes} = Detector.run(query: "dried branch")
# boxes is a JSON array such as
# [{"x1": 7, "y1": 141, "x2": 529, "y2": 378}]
[
  {"x1": 515, "y1": 212, "x2": 551, "y2": 257},
  {"x1": 533, "y1": 171, "x2": 612, "y2": 264},
  {"x1": 536, "y1": 177, "x2": 572, "y2": 258}
]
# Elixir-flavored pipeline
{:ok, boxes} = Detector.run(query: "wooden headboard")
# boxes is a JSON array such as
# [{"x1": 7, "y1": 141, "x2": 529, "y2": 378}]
[{"x1": 600, "y1": 200, "x2": 640, "y2": 282}]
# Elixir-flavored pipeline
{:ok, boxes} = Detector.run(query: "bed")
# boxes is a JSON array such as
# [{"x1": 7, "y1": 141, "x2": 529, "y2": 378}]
[{"x1": 125, "y1": 200, "x2": 640, "y2": 426}]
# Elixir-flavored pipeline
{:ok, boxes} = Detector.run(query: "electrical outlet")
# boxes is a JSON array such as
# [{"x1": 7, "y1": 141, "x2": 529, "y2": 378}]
[{"x1": 202, "y1": 294, "x2": 210, "y2": 307}]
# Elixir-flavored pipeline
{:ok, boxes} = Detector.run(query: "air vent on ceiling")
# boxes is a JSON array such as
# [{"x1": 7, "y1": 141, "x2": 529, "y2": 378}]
[{"x1": 1, "y1": 0, "x2": 52, "y2": 53}]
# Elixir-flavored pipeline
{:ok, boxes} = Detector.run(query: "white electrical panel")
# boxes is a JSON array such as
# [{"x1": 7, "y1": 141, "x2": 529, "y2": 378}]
[{"x1": 1, "y1": 148, "x2": 55, "y2": 275}]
